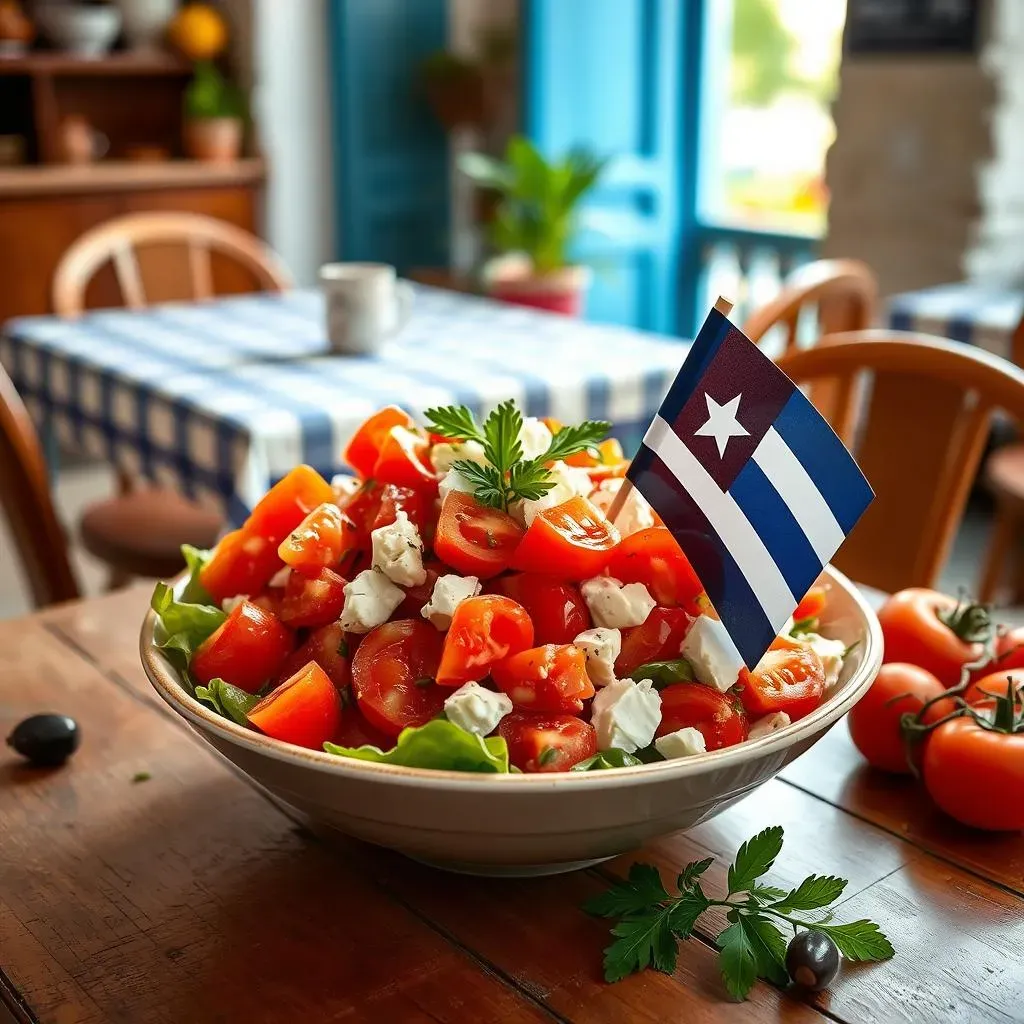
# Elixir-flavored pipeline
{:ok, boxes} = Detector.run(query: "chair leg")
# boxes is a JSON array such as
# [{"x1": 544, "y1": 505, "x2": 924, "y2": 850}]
[{"x1": 978, "y1": 502, "x2": 1018, "y2": 604}]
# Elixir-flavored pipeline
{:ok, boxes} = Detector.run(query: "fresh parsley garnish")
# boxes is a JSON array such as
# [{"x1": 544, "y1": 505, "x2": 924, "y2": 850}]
[
  {"x1": 789, "y1": 616, "x2": 818, "y2": 637},
  {"x1": 586, "y1": 826, "x2": 893, "y2": 997},
  {"x1": 424, "y1": 400, "x2": 609, "y2": 512}
]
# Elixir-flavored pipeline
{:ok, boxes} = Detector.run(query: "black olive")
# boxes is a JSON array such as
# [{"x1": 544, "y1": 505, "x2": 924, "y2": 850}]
[
  {"x1": 6, "y1": 714, "x2": 80, "y2": 767},
  {"x1": 786, "y1": 930, "x2": 840, "y2": 991}
]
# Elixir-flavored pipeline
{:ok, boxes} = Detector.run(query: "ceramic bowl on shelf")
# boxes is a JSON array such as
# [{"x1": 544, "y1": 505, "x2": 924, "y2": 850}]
[
  {"x1": 36, "y1": 1, "x2": 121, "y2": 57},
  {"x1": 141, "y1": 565, "x2": 882, "y2": 877}
]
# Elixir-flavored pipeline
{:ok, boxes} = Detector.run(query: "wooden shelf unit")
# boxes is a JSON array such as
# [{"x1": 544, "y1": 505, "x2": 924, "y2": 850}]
[{"x1": 0, "y1": 52, "x2": 191, "y2": 77}]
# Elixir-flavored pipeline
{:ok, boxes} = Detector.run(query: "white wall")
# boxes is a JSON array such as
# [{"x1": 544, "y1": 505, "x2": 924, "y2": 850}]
[{"x1": 251, "y1": 0, "x2": 334, "y2": 286}]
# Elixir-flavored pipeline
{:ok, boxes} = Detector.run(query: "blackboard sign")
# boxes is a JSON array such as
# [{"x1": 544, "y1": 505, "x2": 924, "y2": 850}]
[{"x1": 844, "y1": 0, "x2": 980, "y2": 55}]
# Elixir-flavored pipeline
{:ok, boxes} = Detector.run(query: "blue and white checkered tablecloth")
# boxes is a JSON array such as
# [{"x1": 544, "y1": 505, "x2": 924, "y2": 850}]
[
  {"x1": 887, "y1": 282, "x2": 1024, "y2": 358},
  {"x1": 0, "y1": 286, "x2": 687, "y2": 524}
]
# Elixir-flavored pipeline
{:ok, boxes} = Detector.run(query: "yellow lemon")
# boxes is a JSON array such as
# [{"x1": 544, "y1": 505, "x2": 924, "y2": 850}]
[{"x1": 168, "y1": 3, "x2": 228, "y2": 62}]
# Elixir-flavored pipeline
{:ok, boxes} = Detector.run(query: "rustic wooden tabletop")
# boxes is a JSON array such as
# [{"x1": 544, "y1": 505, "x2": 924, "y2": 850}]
[{"x1": 1, "y1": 587, "x2": 1022, "y2": 1024}]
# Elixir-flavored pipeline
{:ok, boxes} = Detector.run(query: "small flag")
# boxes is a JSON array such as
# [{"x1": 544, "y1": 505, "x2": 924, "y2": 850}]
[{"x1": 626, "y1": 302, "x2": 874, "y2": 669}]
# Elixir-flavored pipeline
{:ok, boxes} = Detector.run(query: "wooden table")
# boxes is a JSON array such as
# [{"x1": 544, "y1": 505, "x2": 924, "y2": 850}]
[{"x1": 2, "y1": 589, "x2": 1022, "y2": 1023}]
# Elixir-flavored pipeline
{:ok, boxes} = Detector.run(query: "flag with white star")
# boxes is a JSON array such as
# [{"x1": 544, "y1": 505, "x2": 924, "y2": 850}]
[{"x1": 626, "y1": 303, "x2": 874, "y2": 668}]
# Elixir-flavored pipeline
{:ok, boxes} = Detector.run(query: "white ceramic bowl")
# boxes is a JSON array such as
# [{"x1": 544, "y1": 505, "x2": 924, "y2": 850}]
[
  {"x1": 141, "y1": 565, "x2": 881, "y2": 876},
  {"x1": 37, "y1": 3, "x2": 122, "y2": 57}
]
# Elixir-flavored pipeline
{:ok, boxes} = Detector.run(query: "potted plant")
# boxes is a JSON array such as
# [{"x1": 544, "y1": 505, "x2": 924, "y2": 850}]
[
  {"x1": 182, "y1": 59, "x2": 245, "y2": 163},
  {"x1": 459, "y1": 136, "x2": 606, "y2": 316}
]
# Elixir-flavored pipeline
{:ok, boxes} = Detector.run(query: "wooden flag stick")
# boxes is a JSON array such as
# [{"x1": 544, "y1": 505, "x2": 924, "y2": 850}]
[{"x1": 714, "y1": 295, "x2": 735, "y2": 317}]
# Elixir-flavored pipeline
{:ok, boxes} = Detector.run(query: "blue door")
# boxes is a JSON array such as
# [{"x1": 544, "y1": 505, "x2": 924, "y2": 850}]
[
  {"x1": 328, "y1": 0, "x2": 450, "y2": 271},
  {"x1": 522, "y1": 0, "x2": 703, "y2": 333}
]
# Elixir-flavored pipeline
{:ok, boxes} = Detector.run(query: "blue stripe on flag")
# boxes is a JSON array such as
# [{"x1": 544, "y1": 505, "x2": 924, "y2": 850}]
[
  {"x1": 630, "y1": 443, "x2": 776, "y2": 667},
  {"x1": 729, "y1": 458, "x2": 823, "y2": 601},
  {"x1": 772, "y1": 391, "x2": 873, "y2": 534},
  {"x1": 656, "y1": 308, "x2": 731, "y2": 418}
]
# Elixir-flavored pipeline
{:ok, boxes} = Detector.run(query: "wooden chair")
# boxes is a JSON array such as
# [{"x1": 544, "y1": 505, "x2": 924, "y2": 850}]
[
  {"x1": 743, "y1": 259, "x2": 878, "y2": 354},
  {"x1": 979, "y1": 310, "x2": 1024, "y2": 602},
  {"x1": 777, "y1": 331, "x2": 1024, "y2": 595}
]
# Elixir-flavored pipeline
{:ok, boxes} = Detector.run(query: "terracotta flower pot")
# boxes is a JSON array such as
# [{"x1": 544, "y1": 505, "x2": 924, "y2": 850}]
[
  {"x1": 183, "y1": 117, "x2": 242, "y2": 163},
  {"x1": 489, "y1": 265, "x2": 591, "y2": 317}
]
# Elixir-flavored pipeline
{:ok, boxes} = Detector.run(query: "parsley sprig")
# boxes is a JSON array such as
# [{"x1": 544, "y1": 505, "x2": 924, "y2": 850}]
[
  {"x1": 424, "y1": 401, "x2": 610, "y2": 512},
  {"x1": 586, "y1": 826, "x2": 893, "y2": 998}
]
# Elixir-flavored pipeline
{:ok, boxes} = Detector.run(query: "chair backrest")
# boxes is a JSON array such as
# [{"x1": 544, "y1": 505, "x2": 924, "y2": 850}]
[
  {"x1": 52, "y1": 212, "x2": 293, "y2": 317},
  {"x1": 1011, "y1": 306, "x2": 1024, "y2": 369},
  {"x1": 0, "y1": 363, "x2": 80, "y2": 609},
  {"x1": 777, "y1": 330, "x2": 1024, "y2": 594},
  {"x1": 743, "y1": 259, "x2": 878, "y2": 354}
]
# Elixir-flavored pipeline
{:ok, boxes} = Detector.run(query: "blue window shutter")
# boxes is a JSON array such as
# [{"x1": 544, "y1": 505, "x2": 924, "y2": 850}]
[
  {"x1": 523, "y1": 0, "x2": 697, "y2": 334},
  {"x1": 328, "y1": 0, "x2": 450, "y2": 271}
]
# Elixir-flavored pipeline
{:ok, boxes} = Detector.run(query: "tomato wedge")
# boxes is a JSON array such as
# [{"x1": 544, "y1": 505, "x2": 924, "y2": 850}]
[
  {"x1": 566, "y1": 439, "x2": 628, "y2": 482},
  {"x1": 248, "y1": 662, "x2": 342, "y2": 750},
  {"x1": 278, "y1": 566, "x2": 347, "y2": 628},
  {"x1": 344, "y1": 406, "x2": 415, "y2": 479},
  {"x1": 277, "y1": 621, "x2": 352, "y2": 692},
  {"x1": 615, "y1": 606, "x2": 693, "y2": 677},
  {"x1": 373, "y1": 426, "x2": 438, "y2": 492},
  {"x1": 192, "y1": 600, "x2": 293, "y2": 693},
  {"x1": 371, "y1": 484, "x2": 429, "y2": 532},
  {"x1": 511, "y1": 496, "x2": 620, "y2": 580},
  {"x1": 498, "y1": 713, "x2": 597, "y2": 773},
  {"x1": 247, "y1": 465, "x2": 335, "y2": 545},
  {"x1": 436, "y1": 595, "x2": 534, "y2": 687},
  {"x1": 350, "y1": 619, "x2": 447, "y2": 737},
  {"x1": 735, "y1": 636, "x2": 826, "y2": 721},
  {"x1": 200, "y1": 528, "x2": 284, "y2": 604},
  {"x1": 491, "y1": 644, "x2": 595, "y2": 712},
  {"x1": 278, "y1": 502, "x2": 355, "y2": 571},
  {"x1": 657, "y1": 683, "x2": 748, "y2": 750},
  {"x1": 608, "y1": 527, "x2": 704, "y2": 612},
  {"x1": 434, "y1": 492, "x2": 524, "y2": 579},
  {"x1": 793, "y1": 585, "x2": 827, "y2": 622},
  {"x1": 492, "y1": 573, "x2": 590, "y2": 644}
]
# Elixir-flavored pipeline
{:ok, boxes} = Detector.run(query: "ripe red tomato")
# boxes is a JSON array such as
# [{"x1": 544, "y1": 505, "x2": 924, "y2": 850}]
[
  {"x1": 969, "y1": 625, "x2": 1024, "y2": 682},
  {"x1": 436, "y1": 595, "x2": 534, "y2": 687},
  {"x1": 394, "y1": 562, "x2": 442, "y2": 619},
  {"x1": 277, "y1": 622, "x2": 352, "y2": 692},
  {"x1": 964, "y1": 668, "x2": 1024, "y2": 706},
  {"x1": 877, "y1": 588, "x2": 988, "y2": 687},
  {"x1": 847, "y1": 662, "x2": 953, "y2": 774},
  {"x1": 657, "y1": 683, "x2": 749, "y2": 750},
  {"x1": 247, "y1": 662, "x2": 342, "y2": 750},
  {"x1": 615, "y1": 607, "x2": 693, "y2": 677},
  {"x1": 511, "y1": 496, "x2": 620, "y2": 580},
  {"x1": 492, "y1": 574, "x2": 590, "y2": 644},
  {"x1": 338, "y1": 479, "x2": 384, "y2": 535},
  {"x1": 498, "y1": 713, "x2": 597, "y2": 773},
  {"x1": 199, "y1": 528, "x2": 284, "y2": 604},
  {"x1": 192, "y1": 600, "x2": 293, "y2": 693},
  {"x1": 923, "y1": 714, "x2": 1024, "y2": 830},
  {"x1": 246, "y1": 465, "x2": 335, "y2": 545},
  {"x1": 491, "y1": 644, "x2": 595, "y2": 713},
  {"x1": 434, "y1": 492, "x2": 524, "y2": 579},
  {"x1": 344, "y1": 406, "x2": 414, "y2": 479},
  {"x1": 371, "y1": 484, "x2": 430, "y2": 533},
  {"x1": 735, "y1": 636, "x2": 825, "y2": 721},
  {"x1": 350, "y1": 619, "x2": 447, "y2": 737},
  {"x1": 249, "y1": 584, "x2": 285, "y2": 619},
  {"x1": 607, "y1": 527, "x2": 704, "y2": 611},
  {"x1": 278, "y1": 502, "x2": 355, "y2": 571},
  {"x1": 278, "y1": 566, "x2": 347, "y2": 629},
  {"x1": 793, "y1": 585, "x2": 827, "y2": 622},
  {"x1": 373, "y1": 426, "x2": 437, "y2": 492}
]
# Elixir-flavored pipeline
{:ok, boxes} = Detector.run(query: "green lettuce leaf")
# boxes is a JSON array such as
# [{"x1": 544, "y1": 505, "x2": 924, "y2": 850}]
[
  {"x1": 180, "y1": 544, "x2": 216, "y2": 604},
  {"x1": 324, "y1": 719, "x2": 510, "y2": 773},
  {"x1": 571, "y1": 748, "x2": 643, "y2": 771},
  {"x1": 628, "y1": 658, "x2": 695, "y2": 689},
  {"x1": 195, "y1": 678, "x2": 261, "y2": 725}
]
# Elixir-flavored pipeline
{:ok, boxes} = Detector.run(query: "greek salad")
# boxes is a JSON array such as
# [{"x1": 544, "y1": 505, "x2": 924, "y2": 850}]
[{"x1": 150, "y1": 401, "x2": 848, "y2": 773}]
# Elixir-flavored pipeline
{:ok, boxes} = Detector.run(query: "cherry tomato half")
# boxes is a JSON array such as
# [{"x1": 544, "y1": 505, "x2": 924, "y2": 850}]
[
  {"x1": 344, "y1": 406, "x2": 415, "y2": 480},
  {"x1": 350, "y1": 619, "x2": 447, "y2": 737},
  {"x1": 279, "y1": 566, "x2": 347, "y2": 629},
  {"x1": 657, "y1": 683, "x2": 749, "y2": 751},
  {"x1": 492, "y1": 573, "x2": 590, "y2": 645},
  {"x1": 373, "y1": 426, "x2": 438, "y2": 492},
  {"x1": 278, "y1": 502, "x2": 355, "y2": 572},
  {"x1": 615, "y1": 607, "x2": 693, "y2": 677},
  {"x1": 735, "y1": 636, "x2": 825, "y2": 721},
  {"x1": 436, "y1": 595, "x2": 534, "y2": 687},
  {"x1": 498, "y1": 713, "x2": 597, "y2": 773},
  {"x1": 277, "y1": 621, "x2": 352, "y2": 693},
  {"x1": 793, "y1": 585, "x2": 827, "y2": 622},
  {"x1": 200, "y1": 528, "x2": 284, "y2": 604},
  {"x1": 371, "y1": 483, "x2": 430, "y2": 534},
  {"x1": 434, "y1": 492, "x2": 524, "y2": 579},
  {"x1": 192, "y1": 600, "x2": 293, "y2": 694},
  {"x1": 247, "y1": 465, "x2": 335, "y2": 546},
  {"x1": 491, "y1": 644, "x2": 595, "y2": 713},
  {"x1": 511, "y1": 496, "x2": 620, "y2": 581},
  {"x1": 607, "y1": 527, "x2": 703, "y2": 611},
  {"x1": 247, "y1": 662, "x2": 342, "y2": 750}
]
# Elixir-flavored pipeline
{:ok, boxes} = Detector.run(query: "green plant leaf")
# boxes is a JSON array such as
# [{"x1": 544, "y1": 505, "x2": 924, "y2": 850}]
[
  {"x1": 571, "y1": 748, "x2": 643, "y2": 771},
  {"x1": 324, "y1": 718, "x2": 509, "y2": 773},
  {"x1": 740, "y1": 915, "x2": 789, "y2": 986},
  {"x1": 457, "y1": 152, "x2": 513, "y2": 192},
  {"x1": 585, "y1": 863, "x2": 668, "y2": 918},
  {"x1": 789, "y1": 615, "x2": 819, "y2": 637},
  {"x1": 668, "y1": 888, "x2": 709, "y2": 938},
  {"x1": 814, "y1": 921, "x2": 895, "y2": 962},
  {"x1": 195, "y1": 678, "x2": 261, "y2": 726},
  {"x1": 180, "y1": 544, "x2": 215, "y2": 604},
  {"x1": 629, "y1": 658, "x2": 695, "y2": 689},
  {"x1": 678, "y1": 857, "x2": 714, "y2": 893},
  {"x1": 541, "y1": 419, "x2": 610, "y2": 463},
  {"x1": 749, "y1": 884, "x2": 788, "y2": 903},
  {"x1": 150, "y1": 571, "x2": 225, "y2": 685},
  {"x1": 770, "y1": 875, "x2": 848, "y2": 914},
  {"x1": 481, "y1": 400, "x2": 523, "y2": 472},
  {"x1": 602, "y1": 912, "x2": 677, "y2": 983},
  {"x1": 423, "y1": 404, "x2": 486, "y2": 445},
  {"x1": 451, "y1": 460, "x2": 506, "y2": 508},
  {"x1": 717, "y1": 921, "x2": 758, "y2": 1001},
  {"x1": 727, "y1": 826, "x2": 785, "y2": 895}
]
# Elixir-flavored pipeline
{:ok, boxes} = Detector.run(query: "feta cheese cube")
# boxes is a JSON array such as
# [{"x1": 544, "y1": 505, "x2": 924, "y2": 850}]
[
  {"x1": 590, "y1": 677, "x2": 662, "y2": 752},
  {"x1": 443, "y1": 682, "x2": 513, "y2": 736},
  {"x1": 682, "y1": 615, "x2": 745, "y2": 692},
  {"x1": 747, "y1": 711, "x2": 791, "y2": 741},
  {"x1": 438, "y1": 469, "x2": 476, "y2": 504},
  {"x1": 655, "y1": 726, "x2": 707, "y2": 759},
  {"x1": 421, "y1": 573, "x2": 482, "y2": 630},
  {"x1": 431, "y1": 439, "x2": 488, "y2": 474},
  {"x1": 370, "y1": 510, "x2": 426, "y2": 587},
  {"x1": 589, "y1": 478, "x2": 655, "y2": 538},
  {"x1": 268, "y1": 566, "x2": 291, "y2": 589},
  {"x1": 512, "y1": 459, "x2": 594, "y2": 526},
  {"x1": 221, "y1": 595, "x2": 247, "y2": 614},
  {"x1": 803, "y1": 633, "x2": 846, "y2": 688},
  {"x1": 340, "y1": 568, "x2": 405, "y2": 633},
  {"x1": 517, "y1": 416, "x2": 554, "y2": 460},
  {"x1": 331, "y1": 473, "x2": 361, "y2": 503},
  {"x1": 574, "y1": 627, "x2": 622, "y2": 687},
  {"x1": 581, "y1": 576, "x2": 656, "y2": 629}
]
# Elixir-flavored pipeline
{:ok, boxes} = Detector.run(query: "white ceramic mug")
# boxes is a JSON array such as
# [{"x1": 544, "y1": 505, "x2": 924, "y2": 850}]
[{"x1": 320, "y1": 263, "x2": 414, "y2": 355}]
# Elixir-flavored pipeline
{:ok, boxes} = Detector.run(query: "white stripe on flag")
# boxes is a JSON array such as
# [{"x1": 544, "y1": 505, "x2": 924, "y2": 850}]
[
  {"x1": 644, "y1": 416, "x2": 795, "y2": 631},
  {"x1": 752, "y1": 427, "x2": 845, "y2": 562}
]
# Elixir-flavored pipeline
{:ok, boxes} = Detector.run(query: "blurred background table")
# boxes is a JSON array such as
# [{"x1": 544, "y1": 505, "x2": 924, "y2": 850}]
[{"x1": 0, "y1": 286, "x2": 686, "y2": 524}]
